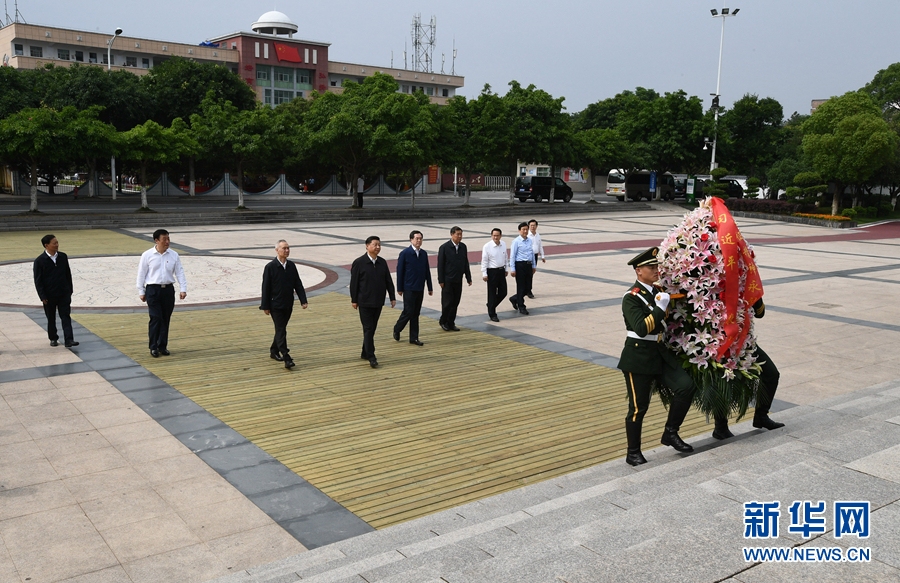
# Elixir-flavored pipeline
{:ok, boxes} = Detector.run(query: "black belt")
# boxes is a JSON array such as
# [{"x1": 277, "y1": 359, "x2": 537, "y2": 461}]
[
  {"x1": 486, "y1": 267, "x2": 505, "y2": 271},
  {"x1": 147, "y1": 283, "x2": 174, "y2": 288}
]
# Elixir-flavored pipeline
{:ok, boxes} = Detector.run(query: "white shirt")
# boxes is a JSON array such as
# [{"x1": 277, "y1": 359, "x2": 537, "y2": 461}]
[
  {"x1": 136, "y1": 246, "x2": 187, "y2": 295},
  {"x1": 481, "y1": 240, "x2": 509, "y2": 277},
  {"x1": 529, "y1": 232, "x2": 544, "y2": 259},
  {"x1": 45, "y1": 250, "x2": 58, "y2": 264},
  {"x1": 411, "y1": 244, "x2": 420, "y2": 258}
]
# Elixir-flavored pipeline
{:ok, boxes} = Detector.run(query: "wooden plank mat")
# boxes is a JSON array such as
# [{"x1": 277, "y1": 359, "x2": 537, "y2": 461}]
[{"x1": 74, "y1": 292, "x2": 735, "y2": 529}]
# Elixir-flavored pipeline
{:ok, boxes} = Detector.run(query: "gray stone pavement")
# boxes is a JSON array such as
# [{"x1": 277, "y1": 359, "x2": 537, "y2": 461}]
[
  {"x1": 1, "y1": 205, "x2": 898, "y2": 582},
  {"x1": 209, "y1": 378, "x2": 900, "y2": 583}
]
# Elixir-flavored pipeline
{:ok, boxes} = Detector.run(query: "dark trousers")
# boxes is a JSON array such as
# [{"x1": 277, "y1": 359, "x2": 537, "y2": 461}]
[
  {"x1": 509, "y1": 261, "x2": 533, "y2": 309},
  {"x1": 394, "y1": 291, "x2": 424, "y2": 341},
  {"x1": 358, "y1": 306, "x2": 382, "y2": 360},
  {"x1": 357, "y1": 190, "x2": 364, "y2": 208},
  {"x1": 269, "y1": 308, "x2": 293, "y2": 358},
  {"x1": 528, "y1": 253, "x2": 540, "y2": 295},
  {"x1": 622, "y1": 363, "x2": 695, "y2": 424},
  {"x1": 754, "y1": 345, "x2": 780, "y2": 415},
  {"x1": 485, "y1": 268, "x2": 507, "y2": 315},
  {"x1": 43, "y1": 296, "x2": 74, "y2": 343},
  {"x1": 146, "y1": 285, "x2": 175, "y2": 351},
  {"x1": 440, "y1": 281, "x2": 463, "y2": 327}
]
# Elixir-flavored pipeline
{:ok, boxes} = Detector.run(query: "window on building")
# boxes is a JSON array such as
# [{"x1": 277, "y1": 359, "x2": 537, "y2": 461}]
[
  {"x1": 296, "y1": 70, "x2": 310, "y2": 84},
  {"x1": 442, "y1": 88, "x2": 449, "y2": 97},
  {"x1": 264, "y1": 89, "x2": 272, "y2": 106},
  {"x1": 231, "y1": 42, "x2": 237, "y2": 49},
  {"x1": 101, "y1": 54, "x2": 109, "y2": 65},
  {"x1": 89, "y1": 52, "x2": 97, "y2": 63},
  {"x1": 125, "y1": 56, "x2": 137, "y2": 67},
  {"x1": 264, "y1": 43, "x2": 269, "y2": 59},
  {"x1": 536, "y1": 167, "x2": 550, "y2": 177},
  {"x1": 142, "y1": 58, "x2": 150, "y2": 68},
  {"x1": 255, "y1": 42, "x2": 260, "y2": 58},
  {"x1": 297, "y1": 91, "x2": 304, "y2": 99},
  {"x1": 426, "y1": 86, "x2": 434, "y2": 96},
  {"x1": 231, "y1": 66, "x2": 238, "y2": 75},
  {"x1": 75, "y1": 51, "x2": 84, "y2": 62},
  {"x1": 402, "y1": 85, "x2": 409, "y2": 93},
  {"x1": 330, "y1": 80, "x2": 337, "y2": 87},
  {"x1": 273, "y1": 90, "x2": 293, "y2": 105},
  {"x1": 276, "y1": 70, "x2": 291, "y2": 82},
  {"x1": 57, "y1": 49, "x2": 70, "y2": 60},
  {"x1": 30, "y1": 46, "x2": 43, "y2": 58},
  {"x1": 14, "y1": 44, "x2": 23, "y2": 56},
  {"x1": 257, "y1": 68, "x2": 268, "y2": 80}
]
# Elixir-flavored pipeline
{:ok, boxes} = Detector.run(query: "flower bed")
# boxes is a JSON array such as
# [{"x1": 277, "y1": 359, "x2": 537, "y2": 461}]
[{"x1": 791, "y1": 213, "x2": 852, "y2": 221}]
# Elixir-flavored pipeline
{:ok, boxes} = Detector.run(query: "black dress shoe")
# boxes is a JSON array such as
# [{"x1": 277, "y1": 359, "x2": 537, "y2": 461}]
[
  {"x1": 369, "y1": 358, "x2": 378, "y2": 368},
  {"x1": 150, "y1": 349, "x2": 160, "y2": 358},
  {"x1": 50, "y1": 340, "x2": 59, "y2": 347},
  {"x1": 519, "y1": 308, "x2": 529, "y2": 315},
  {"x1": 65, "y1": 341, "x2": 79, "y2": 347},
  {"x1": 625, "y1": 452, "x2": 648, "y2": 466},
  {"x1": 159, "y1": 348, "x2": 170, "y2": 356},
  {"x1": 489, "y1": 314, "x2": 499, "y2": 322},
  {"x1": 410, "y1": 339, "x2": 424, "y2": 346},
  {"x1": 510, "y1": 297, "x2": 518, "y2": 310},
  {"x1": 527, "y1": 293, "x2": 535, "y2": 299},
  {"x1": 661, "y1": 427, "x2": 694, "y2": 452},
  {"x1": 271, "y1": 353, "x2": 284, "y2": 362},
  {"x1": 753, "y1": 415, "x2": 785, "y2": 430},
  {"x1": 450, "y1": 326, "x2": 460, "y2": 331},
  {"x1": 393, "y1": 329, "x2": 400, "y2": 341},
  {"x1": 440, "y1": 323, "x2": 451, "y2": 331},
  {"x1": 284, "y1": 359, "x2": 296, "y2": 369}
]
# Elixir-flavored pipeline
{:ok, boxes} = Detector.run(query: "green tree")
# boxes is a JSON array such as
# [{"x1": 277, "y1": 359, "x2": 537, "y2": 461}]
[
  {"x1": 120, "y1": 120, "x2": 188, "y2": 210},
  {"x1": 718, "y1": 94, "x2": 784, "y2": 178},
  {"x1": 495, "y1": 81, "x2": 571, "y2": 204},
  {"x1": 576, "y1": 128, "x2": 636, "y2": 202},
  {"x1": 801, "y1": 92, "x2": 898, "y2": 215},
  {"x1": 0, "y1": 66, "x2": 39, "y2": 120},
  {"x1": 143, "y1": 57, "x2": 257, "y2": 126},
  {"x1": 861, "y1": 62, "x2": 900, "y2": 120},
  {"x1": 170, "y1": 117, "x2": 202, "y2": 196},
  {"x1": 0, "y1": 106, "x2": 72, "y2": 212},
  {"x1": 574, "y1": 88, "x2": 660, "y2": 131},
  {"x1": 64, "y1": 106, "x2": 119, "y2": 198}
]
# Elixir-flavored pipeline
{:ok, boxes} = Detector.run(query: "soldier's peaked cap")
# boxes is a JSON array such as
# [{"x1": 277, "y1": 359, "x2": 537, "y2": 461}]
[{"x1": 627, "y1": 246, "x2": 659, "y2": 267}]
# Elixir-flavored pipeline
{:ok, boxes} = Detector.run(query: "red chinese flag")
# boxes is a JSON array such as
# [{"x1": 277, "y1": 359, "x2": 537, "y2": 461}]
[
  {"x1": 274, "y1": 42, "x2": 303, "y2": 63},
  {"x1": 710, "y1": 197, "x2": 763, "y2": 360}
]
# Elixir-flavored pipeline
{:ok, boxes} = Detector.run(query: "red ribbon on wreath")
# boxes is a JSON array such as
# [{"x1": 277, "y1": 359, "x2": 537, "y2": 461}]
[{"x1": 710, "y1": 197, "x2": 764, "y2": 360}]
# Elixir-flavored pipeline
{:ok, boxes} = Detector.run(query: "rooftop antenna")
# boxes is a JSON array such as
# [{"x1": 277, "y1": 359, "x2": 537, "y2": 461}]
[
  {"x1": 391, "y1": 50, "x2": 393, "y2": 68},
  {"x1": 440, "y1": 52, "x2": 445, "y2": 75},
  {"x1": 403, "y1": 41, "x2": 407, "y2": 70},
  {"x1": 410, "y1": 13, "x2": 436, "y2": 73},
  {"x1": 451, "y1": 38, "x2": 457, "y2": 76}
]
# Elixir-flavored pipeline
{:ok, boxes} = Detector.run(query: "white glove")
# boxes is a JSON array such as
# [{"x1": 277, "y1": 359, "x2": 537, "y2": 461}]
[{"x1": 654, "y1": 292, "x2": 670, "y2": 311}]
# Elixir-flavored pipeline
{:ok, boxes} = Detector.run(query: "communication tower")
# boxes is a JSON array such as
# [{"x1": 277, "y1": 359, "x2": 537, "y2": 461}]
[{"x1": 410, "y1": 14, "x2": 436, "y2": 73}]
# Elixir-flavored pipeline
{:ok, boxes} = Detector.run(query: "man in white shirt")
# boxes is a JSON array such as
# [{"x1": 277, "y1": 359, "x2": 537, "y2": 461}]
[
  {"x1": 526, "y1": 219, "x2": 546, "y2": 299},
  {"x1": 136, "y1": 229, "x2": 187, "y2": 358},
  {"x1": 481, "y1": 228, "x2": 509, "y2": 322}
]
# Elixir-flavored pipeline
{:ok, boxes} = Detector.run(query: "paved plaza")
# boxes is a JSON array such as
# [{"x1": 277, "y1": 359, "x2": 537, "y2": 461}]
[{"x1": 1, "y1": 205, "x2": 899, "y2": 582}]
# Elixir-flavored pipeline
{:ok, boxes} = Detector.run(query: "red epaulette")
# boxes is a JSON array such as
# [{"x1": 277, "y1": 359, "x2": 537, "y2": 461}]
[{"x1": 630, "y1": 288, "x2": 641, "y2": 296}]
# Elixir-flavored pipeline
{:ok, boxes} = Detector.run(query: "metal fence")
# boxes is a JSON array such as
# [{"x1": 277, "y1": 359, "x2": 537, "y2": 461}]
[{"x1": 484, "y1": 176, "x2": 511, "y2": 191}]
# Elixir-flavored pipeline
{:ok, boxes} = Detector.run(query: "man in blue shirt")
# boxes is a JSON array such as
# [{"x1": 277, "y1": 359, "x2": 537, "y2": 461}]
[
  {"x1": 508, "y1": 222, "x2": 536, "y2": 315},
  {"x1": 393, "y1": 230, "x2": 433, "y2": 345}
]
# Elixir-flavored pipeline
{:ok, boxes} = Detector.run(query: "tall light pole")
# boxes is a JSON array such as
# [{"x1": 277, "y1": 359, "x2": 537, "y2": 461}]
[
  {"x1": 709, "y1": 8, "x2": 738, "y2": 171},
  {"x1": 107, "y1": 28, "x2": 122, "y2": 200}
]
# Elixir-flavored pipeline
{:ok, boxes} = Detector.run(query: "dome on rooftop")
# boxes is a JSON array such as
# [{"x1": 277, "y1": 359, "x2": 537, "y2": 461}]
[{"x1": 252, "y1": 11, "x2": 298, "y2": 37}]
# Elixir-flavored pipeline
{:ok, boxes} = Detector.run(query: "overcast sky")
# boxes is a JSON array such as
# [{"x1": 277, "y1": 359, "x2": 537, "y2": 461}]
[{"x1": 9, "y1": 0, "x2": 900, "y2": 118}]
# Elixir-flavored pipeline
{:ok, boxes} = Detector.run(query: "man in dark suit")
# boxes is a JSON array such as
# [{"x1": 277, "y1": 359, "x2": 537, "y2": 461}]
[
  {"x1": 33, "y1": 234, "x2": 78, "y2": 348},
  {"x1": 350, "y1": 236, "x2": 396, "y2": 368},
  {"x1": 393, "y1": 230, "x2": 433, "y2": 345},
  {"x1": 437, "y1": 226, "x2": 472, "y2": 331},
  {"x1": 618, "y1": 247, "x2": 696, "y2": 467},
  {"x1": 260, "y1": 239, "x2": 308, "y2": 369}
]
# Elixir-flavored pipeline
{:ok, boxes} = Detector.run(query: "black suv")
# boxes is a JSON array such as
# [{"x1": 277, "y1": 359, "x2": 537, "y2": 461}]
[{"x1": 515, "y1": 176, "x2": 574, "y2": 203}]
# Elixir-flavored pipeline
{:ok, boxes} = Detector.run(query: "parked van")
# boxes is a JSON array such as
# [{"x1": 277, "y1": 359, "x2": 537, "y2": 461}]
[{"x1": 606, "y1": 170, "x2": 675, "y2": 201}]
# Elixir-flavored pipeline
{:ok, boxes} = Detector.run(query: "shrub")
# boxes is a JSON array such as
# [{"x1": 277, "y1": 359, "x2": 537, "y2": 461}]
[{"x1": 841, "y1": 208, "x2": 858, "y2": 218}]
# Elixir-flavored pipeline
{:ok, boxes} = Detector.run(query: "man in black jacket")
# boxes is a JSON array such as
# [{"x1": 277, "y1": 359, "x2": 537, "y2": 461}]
[
  {"x1": 260, "y1": 240, "x2": 308, "y2": 369},
  {"x1": 33, "y1": 234, "x2": 78, "y2": 348},
  {"x1": 437, "y1": 226, "x2": 472, "y2": 331},
  {"x1": 350, "y1": 236, "x2": 396, "y2": 368}
]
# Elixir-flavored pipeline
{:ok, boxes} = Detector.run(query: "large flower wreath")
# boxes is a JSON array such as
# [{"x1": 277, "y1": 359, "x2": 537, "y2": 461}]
[{"x1": 656, "y1": 197, "x2": 765, "y2": 419}]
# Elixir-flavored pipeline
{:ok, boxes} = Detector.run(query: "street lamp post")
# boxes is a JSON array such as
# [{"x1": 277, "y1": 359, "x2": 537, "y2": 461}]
[
  {"x1": 708, "y1": 8, "x2": 738, "y2": 171},
  {"x1": 107, "y1": 28, "x2": 122, "y2": 200}
]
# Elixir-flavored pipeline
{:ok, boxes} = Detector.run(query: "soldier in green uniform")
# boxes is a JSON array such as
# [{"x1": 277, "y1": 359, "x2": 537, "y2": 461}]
[
  {"x1": 712, "y1": 298, "x2": 786, "y2": 439},
  {"x1": 618, "y1": 247, "x2": 696, "y2": 466}
]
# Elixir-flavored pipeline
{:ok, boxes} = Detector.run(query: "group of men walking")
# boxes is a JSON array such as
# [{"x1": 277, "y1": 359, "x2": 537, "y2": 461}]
[{"x1": 32, "y1": 224, "x2": 784, "y2": 468}]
